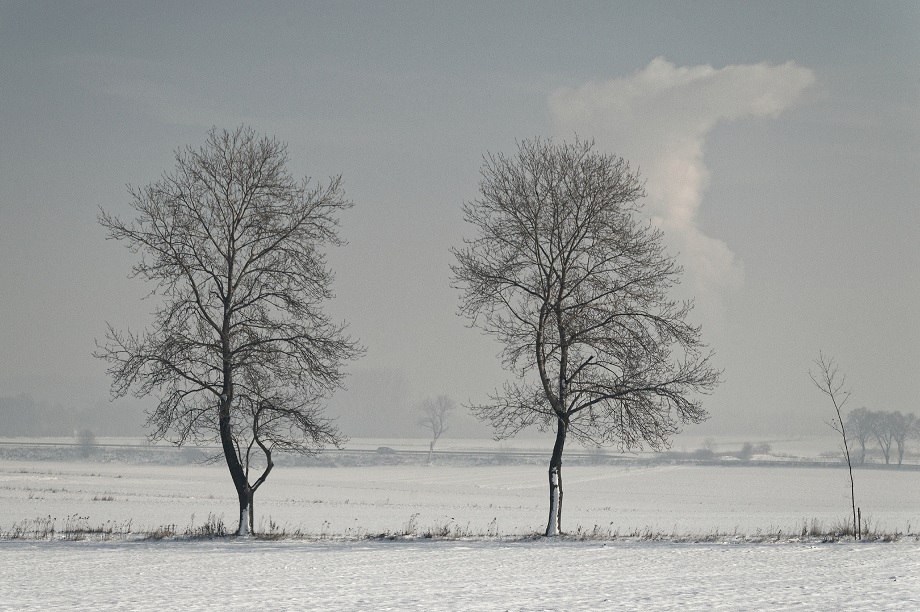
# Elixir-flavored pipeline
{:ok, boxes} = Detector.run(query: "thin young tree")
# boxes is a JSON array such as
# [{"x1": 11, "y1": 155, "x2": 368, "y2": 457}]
[
  {"x1": 96, "y1": 126, "x2": 360, "y2": 536},
  {"x1": 451, "y1": 138, "x2": 719, "y2": 536},
  {"x1": 809, "y1": 352, "x2": 858, "y2": 539},
  {"x1": 417, "y1": 395, "x2": 455, "y2": 464}
]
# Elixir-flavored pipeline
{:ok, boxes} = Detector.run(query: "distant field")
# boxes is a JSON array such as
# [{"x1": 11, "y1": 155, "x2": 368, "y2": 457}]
[
  {"x1": 0, "y1": 433, "x2": 885, "y2": 464},
  {"x1": 1, "y1": 446, "x2": 919, "y2": 537},
  {"x1": 0, "y1": 433, "x2": 849, "y2": 453}
]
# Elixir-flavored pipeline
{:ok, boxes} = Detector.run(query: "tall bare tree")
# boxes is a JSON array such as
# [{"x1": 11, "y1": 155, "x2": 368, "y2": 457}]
[
  {"x1": 809, "y1": 352, "x2": 858, "y2": 539},
  {"x1": 451, "y1": 138, "x2": 719, "y2": 536},
  {"x1": 845, "y1": 407, "x2": 874, "y2": 464},
  {"x1": 417, "y1": 395, "x2": 455, "y2": 464},
  {"x1": 96, "y1": 126, "x2": 360, "y2": 536}
]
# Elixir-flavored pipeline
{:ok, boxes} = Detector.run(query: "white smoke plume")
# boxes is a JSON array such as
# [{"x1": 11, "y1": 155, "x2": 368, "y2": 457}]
[{"x1": 549, "y1": 58, "x2": 815, "y2": 302}]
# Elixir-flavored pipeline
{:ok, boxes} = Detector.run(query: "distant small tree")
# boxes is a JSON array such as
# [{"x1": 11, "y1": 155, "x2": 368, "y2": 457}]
[
  {"x1": 703, "y1": 437, "x2": 717, "y2": 453},
  {"x1": 75, "y1": 428, "x2": 97, "y2": 458},
  {"x1": 417, "y1": 395, "x2": 455, "y2": 464},
  {"x1": 736, "y1": 442, "x2": 754, "y2": 461},
  {"x1": 870, "y1": 410, "x2": 894, "y2": 465},
  {"x1": 845, "y1": 407, "x2": 874, "y2": 464},
  {"x1": 809, "y1": 352, "x2": 858, "y2": 540},
  {"x1": 887, "y1": 411, "x2": 919, "y2": 467}
]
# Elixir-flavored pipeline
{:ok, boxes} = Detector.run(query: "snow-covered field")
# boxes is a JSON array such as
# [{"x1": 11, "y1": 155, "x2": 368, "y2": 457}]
[
  {"x1": 2, "y1": 458, "x2": 920, "y2": 536},
  {"x1": 2, "y1": 443, "x2": 920, "y2": 609},
  {"x1": 2, "y1": 538, "x2": 920, "y2": 610}
]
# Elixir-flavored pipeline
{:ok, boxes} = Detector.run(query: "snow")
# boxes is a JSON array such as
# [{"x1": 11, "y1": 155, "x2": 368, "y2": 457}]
[
  {"x1": 1, "y1": 538, "x2": 919, "y2": 610},
  {"x1": 3, "y1": 449, "x2": 920, "y2": 608},
  {"x1": 3, "y1": 460, "x2": 920, "y2": 536}
]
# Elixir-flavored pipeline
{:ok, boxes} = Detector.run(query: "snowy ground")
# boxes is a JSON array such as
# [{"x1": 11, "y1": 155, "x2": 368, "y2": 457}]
[
  {"x1": 2, "y1": 538, "x2": 919, "y2": 610},
  {"x1": 2, "y1": 458, "x2": 920, "y2": 536},
  {"x1": 3, "y1": 443, "x2": 920, "y2": 609}
]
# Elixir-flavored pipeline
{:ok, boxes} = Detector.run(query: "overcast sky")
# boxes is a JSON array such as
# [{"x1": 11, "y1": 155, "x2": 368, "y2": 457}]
[{"x1": 1, "y1": 2, "x2": 918, "y2": 439}]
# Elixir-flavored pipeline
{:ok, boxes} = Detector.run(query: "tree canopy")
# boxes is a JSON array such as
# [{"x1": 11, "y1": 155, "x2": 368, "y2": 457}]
[
  {"x1": 97, "y1": 126, "x2": 360, "y2": 534},
  {"x1": 451, "y1": 138, "x2": 719, "y2": 535}
]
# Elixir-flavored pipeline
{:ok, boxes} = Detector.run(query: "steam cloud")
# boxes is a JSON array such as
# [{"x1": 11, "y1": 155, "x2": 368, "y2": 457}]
[{"x1": 549, "y1": 57, "x2": 815, "y2": 302}]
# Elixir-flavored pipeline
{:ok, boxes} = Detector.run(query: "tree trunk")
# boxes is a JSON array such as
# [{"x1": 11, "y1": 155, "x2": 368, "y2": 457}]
[
  {"x1": 248, "y1": 489, "x2": 255, "y2": 534},
  {"x1": 838, "y1": 423, "x2": 858, "y2": 541},
  {"x1": 545, "y1": 419, "x2": 567, "y2": 537},
  {"x1": 427, "y1": 440, "x2": 435, "y2": 465},
  {"x1": 247, "y1": 442, "x2": 275, "y2": 537},
  {"x1": 238, "y1": 500, "x2": 249, "y2": 537},
  {"x1": 218, "y1": 398, "x2": 250, "y2": 537}
]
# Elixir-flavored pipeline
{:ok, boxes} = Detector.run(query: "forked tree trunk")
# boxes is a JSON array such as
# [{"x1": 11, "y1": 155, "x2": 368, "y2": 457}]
[
  {"x1": 218, "y1": 397, "x2": 251, "y2": 537},
  {"x1": 545, "y1": 419, "x2": 567, "y2": 537},
  {"x1": 231, "y1": 475, "x2": 251, "y2": 537},
  {"x1": 246, "y1": 443, "x2": 274, "y2": 535}
]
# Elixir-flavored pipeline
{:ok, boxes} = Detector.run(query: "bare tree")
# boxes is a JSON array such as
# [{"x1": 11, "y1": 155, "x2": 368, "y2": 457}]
[
  {"x1": 886, "y1": 411, "x2": 918, "y2": 466},
  {"x1": 96, "y1": 126, "x2": 360, "y2": 536},
  {"x1": 75, "y1": 428, "x2": 97, "y2": 458},
  {"x1": 451, "y1": 138, "x2": 719, "y2": 536},
  {"x1": 870, "y1": 410, "x2": 894, "y2": 465},
  {"x1": 417, "y1": 395, "x2": 455, "y2": 464},
  {"x1": 845, "y1": 407, "x2": 874, "y2": 464},
  {"x1": 809, "y1": 352, "x2": 858, "y2": 539}
]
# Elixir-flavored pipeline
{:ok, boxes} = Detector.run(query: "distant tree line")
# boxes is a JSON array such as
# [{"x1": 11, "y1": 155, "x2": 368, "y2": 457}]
[
  {"x1": 0, "y1": 394, "x2": 145, "y2": 437},
  {"x1": 846, "y1": 407, "x2": 920, "y2": 466}
]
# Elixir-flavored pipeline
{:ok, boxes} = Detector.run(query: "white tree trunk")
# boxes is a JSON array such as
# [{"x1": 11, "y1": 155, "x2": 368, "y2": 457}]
[
  {"x1": 237, "y1": 506, "x2": 250, "y2": 537},
  {"x1": 545, "y1": 468, "x2": 560, "y2": 537}
]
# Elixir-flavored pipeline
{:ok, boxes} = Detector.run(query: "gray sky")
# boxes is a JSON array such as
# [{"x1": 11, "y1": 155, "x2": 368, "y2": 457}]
[{"x1": 1, "y1": 2, "x2": 918, "y2": 438}]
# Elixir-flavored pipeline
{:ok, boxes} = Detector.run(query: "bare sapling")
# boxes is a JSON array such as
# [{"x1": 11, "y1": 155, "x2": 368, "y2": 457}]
[{"x1": 809, "y1": 352, "x2": 858, "y2": 540}]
